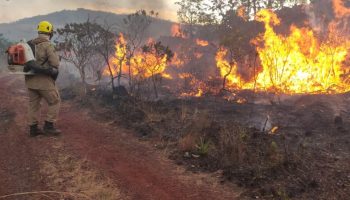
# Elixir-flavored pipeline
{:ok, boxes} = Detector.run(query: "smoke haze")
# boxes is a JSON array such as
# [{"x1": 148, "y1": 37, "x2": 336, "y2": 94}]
[{"x1": 0, "y1": 0, "x2": 178, "y2": 23}]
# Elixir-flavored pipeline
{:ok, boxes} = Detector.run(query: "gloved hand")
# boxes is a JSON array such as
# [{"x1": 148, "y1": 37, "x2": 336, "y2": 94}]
[
  {"x1": 24, "y1": 60, "x2": 59, "y2": 80},
  {"x1": 23, "y1": 64, "x2": 31, "y2": 73}
]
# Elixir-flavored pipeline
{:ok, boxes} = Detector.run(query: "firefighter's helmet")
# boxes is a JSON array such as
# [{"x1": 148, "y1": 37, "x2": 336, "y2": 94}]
[{"x1": 37, "y1": 21, "x2": 54, "y2": 34}]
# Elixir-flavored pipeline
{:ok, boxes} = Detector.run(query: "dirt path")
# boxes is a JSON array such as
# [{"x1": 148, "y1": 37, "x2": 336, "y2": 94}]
[{"x1": 0, "y1": 74, "x2": 240, "y2": 200}]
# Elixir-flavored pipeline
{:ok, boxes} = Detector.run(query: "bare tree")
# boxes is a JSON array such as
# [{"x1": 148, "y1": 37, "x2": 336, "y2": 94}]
[
  {"x1": 56, "y1": 21, "x2": 96, "y2": 93},
  {"x1": 85, "y1": 21, "x2": 118, "y2": 91}
]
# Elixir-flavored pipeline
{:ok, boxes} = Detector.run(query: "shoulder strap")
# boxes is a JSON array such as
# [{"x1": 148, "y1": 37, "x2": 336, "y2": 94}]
[
  {"x1": 41, "y1": 57, "x2": 49, "y2": 66},
  {"x1": 28, "y1": 40, "x2": 50, "y2": 66},
  {"x1": 27, "y1": 40, "x2": 36, "y2": 57}
]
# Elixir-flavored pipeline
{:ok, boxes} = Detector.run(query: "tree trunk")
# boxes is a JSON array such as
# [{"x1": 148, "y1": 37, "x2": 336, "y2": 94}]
[
  {"x1": 127, "y1": 58, "x2": 133, "y2": 94},
  {"x1": 106, "y1": 61, "x2": 115, "y2": 91},
  {"x1": 152, "y1": 75, "x2": 158, "y2": 99},
  {"x1": 222, "y1": 64, "x2": 234, "y2": 91},
  {"x1": 80, "y1": 66, "x2": 87, "y2": 95},
  {"x1": 117, "y1": 59, "x2": 123, "y2": 87}
]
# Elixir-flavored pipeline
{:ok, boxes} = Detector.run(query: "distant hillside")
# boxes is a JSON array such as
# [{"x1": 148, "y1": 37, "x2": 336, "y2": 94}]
[{"x1": 0, "y1": 8, "x2": 174, "y2": 41}]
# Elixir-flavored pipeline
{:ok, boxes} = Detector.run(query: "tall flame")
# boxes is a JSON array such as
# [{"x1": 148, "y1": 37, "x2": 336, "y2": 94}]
[{"x1": 217, "y1": 9, "x2": 350, "y2": 94}]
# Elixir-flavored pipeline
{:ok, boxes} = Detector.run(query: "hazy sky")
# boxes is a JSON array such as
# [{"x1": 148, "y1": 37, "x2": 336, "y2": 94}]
[{"x1": 0, "y1": 0, "x2": 179, "y2": 23}]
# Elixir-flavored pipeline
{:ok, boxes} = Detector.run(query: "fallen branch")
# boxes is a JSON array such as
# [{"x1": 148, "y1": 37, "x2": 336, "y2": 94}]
[{"x1": 0, "y1": 191, "x2": 92, "y2": 200}]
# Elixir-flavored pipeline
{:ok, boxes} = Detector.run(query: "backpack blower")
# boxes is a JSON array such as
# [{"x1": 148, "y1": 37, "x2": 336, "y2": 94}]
[
  {"x1": 6, "y1": 39, "x2": 59, "y2": 79},
  {"x1": 6, "y1": 39, "x2": 35, "y2": 75}
]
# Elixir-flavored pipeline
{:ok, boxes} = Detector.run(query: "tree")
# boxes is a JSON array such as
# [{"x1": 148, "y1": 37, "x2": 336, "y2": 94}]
[
  {"x1": 0, "y1": 34, "x2": 11, "y2": 52},
  {"x1": 122, "y1": 10, "x2": 157, "y2": 92},
  {"x1": 56, "y1": 21, "x2": 97, "y2": 93},
  {"x1": 86, "y1": 21, "x2": 118, "y2": 91},
  {"x1": 141, "y1": 41, "x2": 174, "y2": 98},
  {"x1": 175, "y1": 0, "x2": 208, "y2": 37}
]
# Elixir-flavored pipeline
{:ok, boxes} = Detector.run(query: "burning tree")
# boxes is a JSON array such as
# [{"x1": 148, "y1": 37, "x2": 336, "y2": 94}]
[
  {"x1": 103, "y1": 36, "x2": 174, "y2": 99},
  {"x1": 216, "y1": 48, "x2": 242, "y2": 91},
  {"x1": 141, "y1": 41, "x2": 174, "y2": 98},
  {"x1": 123, "y1": 10, "x2": 157, "y2": 92},
  {"x1": 214, "y1": 8, "x2": 350, "y2": 94}
]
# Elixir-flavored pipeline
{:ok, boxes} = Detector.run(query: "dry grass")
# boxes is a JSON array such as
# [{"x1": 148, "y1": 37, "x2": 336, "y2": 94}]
[
  {"x1": 178, "y1": 133, "x2": 198, "y2": 152},
  {"x1": 40, "y1": 143, "x2": 124, "y2": 200},
  {"x1": 218, "y1": 123, "x2": 249, "y2": 167}
]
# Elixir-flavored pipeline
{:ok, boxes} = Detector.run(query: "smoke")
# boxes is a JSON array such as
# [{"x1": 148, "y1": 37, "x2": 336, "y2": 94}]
[
  {"x1": 70, "y1": 0, "x2": 167, "y2": 11},
  {"x1": 304, "y1": 0, "x2": 336, "y2": 34},
  {"x1": 0, "y1": 0, "x2": 177, "y2": 23},
  {"x1": 126, "y1": 0, "x2": 166, "y2": 10}
]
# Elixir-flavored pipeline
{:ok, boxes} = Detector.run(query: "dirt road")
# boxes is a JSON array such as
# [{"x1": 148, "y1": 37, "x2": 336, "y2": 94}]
[{"x1": 0, "y1": 73, "x2": 240, "y2": 200}]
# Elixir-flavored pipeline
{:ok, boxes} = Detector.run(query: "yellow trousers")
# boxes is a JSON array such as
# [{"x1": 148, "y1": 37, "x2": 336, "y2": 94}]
[{"x1": 27, "y1": 88, "x2": 61, "y2": 126}]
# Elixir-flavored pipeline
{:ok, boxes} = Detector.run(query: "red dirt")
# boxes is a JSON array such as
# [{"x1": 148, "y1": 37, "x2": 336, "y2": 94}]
[{"x1": 0, "y1": 74, "x2": 240, "y2": 200}]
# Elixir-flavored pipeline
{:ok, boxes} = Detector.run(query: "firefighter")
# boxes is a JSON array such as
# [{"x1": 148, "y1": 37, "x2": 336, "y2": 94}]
[{"x1": 24, "y1": 21, "x2": 61, "y2": 137}]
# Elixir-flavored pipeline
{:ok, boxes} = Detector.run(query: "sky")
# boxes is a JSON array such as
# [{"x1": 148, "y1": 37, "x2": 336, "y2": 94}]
[{"x1": 0, "y1": 0, "x2": 179, "y2": 23}]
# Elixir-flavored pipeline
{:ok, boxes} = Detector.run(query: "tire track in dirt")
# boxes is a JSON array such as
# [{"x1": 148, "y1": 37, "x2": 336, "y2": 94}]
[
  {"x1": 0, "y1": 73, "x2": 240, "y2": 200},
  {"x1": 59, "y1": 103, "x2": 240, "y2": 199}
]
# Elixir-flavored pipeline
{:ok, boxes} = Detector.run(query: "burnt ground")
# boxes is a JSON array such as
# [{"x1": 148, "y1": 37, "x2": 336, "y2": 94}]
[
  {"x1": 81, "y1": 87, "x2": 350, "y2": 199},
  {"x1": 0, "y1": 73, "x2": 240, "y2": 200}
]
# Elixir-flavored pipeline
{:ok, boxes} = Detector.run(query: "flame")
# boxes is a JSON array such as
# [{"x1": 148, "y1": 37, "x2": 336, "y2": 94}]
[
  {"x1": 196, "y1": 39, "x2": 209, "y2": 47},
  {"x1": 216, "y1": 48, "x2": 246, "y2": 89},
  {"x1": 103, "y1": 33, "x2": 127, "y2": 77},
  {"x1": 194, "y1": 52, "x2": 203, "y2": 59},
  {"x1": 333, "y1": 0, "x2": 350, "y2": 18},
  {"x1": 103, "y1": 35, "x2": 171, "y2": 81},
  {"x1": 171, "y1": 52, "x2": 185, "y2": 68},
  {"x1": 179, "y1": 73, "x2": 207, "y2": 97},
  {"x1": 237, "y1": 6, "x2": 248, "y2": 21},
  {"x1": 236, "y1": 98, "x2": 247, "y2": 104},
  {"x1": 171, "y1": 24, "x2": 186, "y2": 38},
  {"x1": 216, "y1": 9, "x2": 350, "y2": 94}
]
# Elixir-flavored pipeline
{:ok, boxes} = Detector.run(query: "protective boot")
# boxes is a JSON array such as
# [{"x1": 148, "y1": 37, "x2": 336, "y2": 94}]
[
  {"x1": 30, "y1": 124, "x2": 44, "y2": 137},
  {"x1": 43, "y1": 121, "x2": 61, "y2": 136}
]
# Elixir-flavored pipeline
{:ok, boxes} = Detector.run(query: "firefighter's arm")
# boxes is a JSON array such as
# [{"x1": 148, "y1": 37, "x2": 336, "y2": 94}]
[{"x1": 24, "y1": 60, "x2": 58, "y2": 77}]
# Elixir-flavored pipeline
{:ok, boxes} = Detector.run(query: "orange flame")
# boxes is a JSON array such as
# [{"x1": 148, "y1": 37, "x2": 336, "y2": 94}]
[
  {"x1": 216, "y1": 9, "x2": 350, "y2": 94},
  {"x1": 179, "y1": 73, "x2": 207, "y2": 97},
  {"x1": 171, "y1": 24, "x2": 186, "y2": 38},
  {"x1": 103, "y1": 33, "x2": 127, "y2": 77},
  {"x1": 237, "y1": 6, "x2": 248, "y2": 21},
  {"x1": 333, "y1": 0, "x2": 350, "y2": 18},
  {"x1": 103, "y1": 35, "x2": 171, "y2": 81},
  {"x1": 171, "y1": 52, "x2": 185, "y2": 68},
  {"x1": 196, "y1": 39, "x2": 209, "y2": 47}
]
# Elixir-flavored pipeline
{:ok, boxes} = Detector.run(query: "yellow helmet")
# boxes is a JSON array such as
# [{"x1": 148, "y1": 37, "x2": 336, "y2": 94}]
[{"x1": 37, "y1": 21, "x2": 54, "y2": 34}]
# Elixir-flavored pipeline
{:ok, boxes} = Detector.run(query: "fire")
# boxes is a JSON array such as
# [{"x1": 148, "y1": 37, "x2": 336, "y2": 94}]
[
  {"x1": 333, "y1": 0, "x2": 350, "y2": 18},
  {"x1": 131, "y1": 52, "x2": 170, "y2": 79},
  {"x1": 179, "y1": 73, "x2": 207, "y2": 97},
  {"x1": 171, "y1": 53, "x2": 185, "y2": 68},
  {"x1": 216, "y1": 9, "x2": 350, "y2": 94},
  {"x1": 237, "y1": 6, "x2": 248, "y2": 21},
  {"x1": 196, "y1": 39, "x2": 209, "y2": 47},
  {"x1": 103, "y1": 33, "x2": 127, "y2": 77},
  {"x1": 171, "y1": 24, "x2": 185, "y2": 38},
  {"x1": 103, "y1": 34, "x2": 171, "y2": 81},
  {"x1": 216, "y1": 48, "x2": 246, "y2": 89}
]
